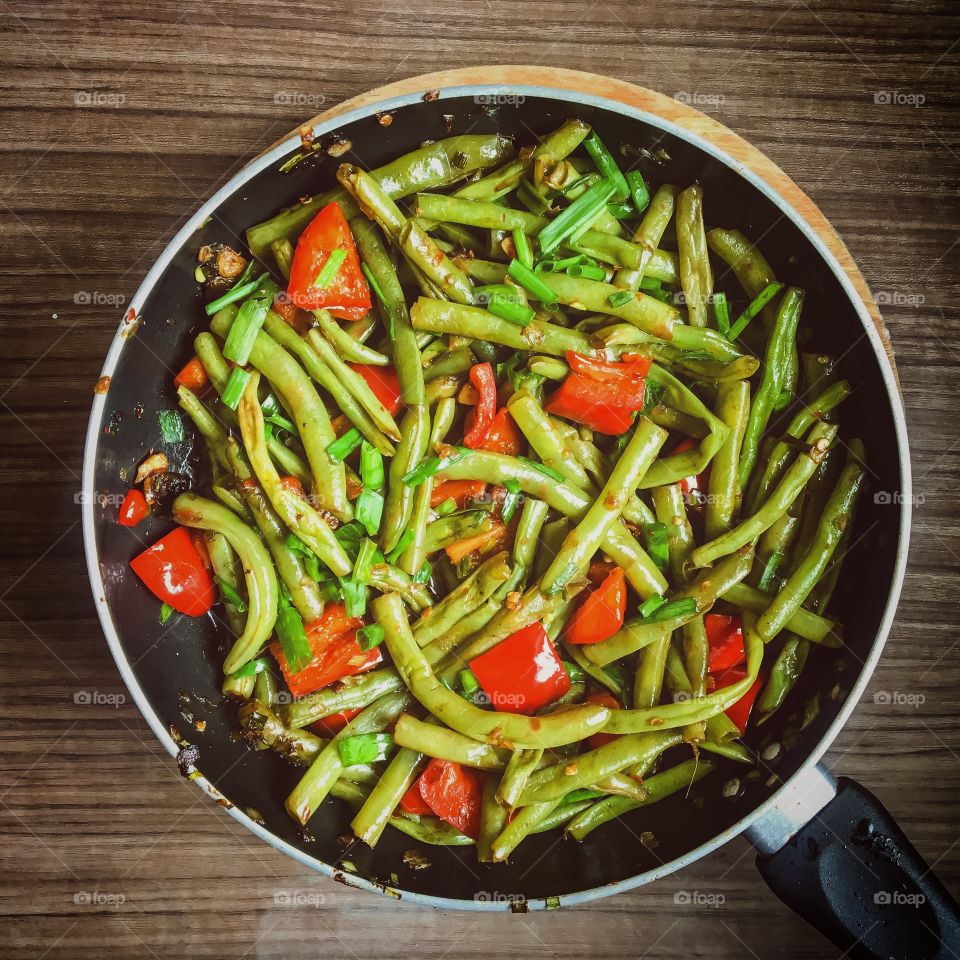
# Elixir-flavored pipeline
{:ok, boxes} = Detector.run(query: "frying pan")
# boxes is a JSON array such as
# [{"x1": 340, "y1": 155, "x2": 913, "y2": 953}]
[{"x1": 81, "y1": 68, "x2": 959, "y2": 956}]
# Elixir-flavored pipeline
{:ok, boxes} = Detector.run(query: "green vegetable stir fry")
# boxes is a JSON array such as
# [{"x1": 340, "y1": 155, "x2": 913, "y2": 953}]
[{"x1": 124, "y1": 118, "x2": 864, "y2": 859}]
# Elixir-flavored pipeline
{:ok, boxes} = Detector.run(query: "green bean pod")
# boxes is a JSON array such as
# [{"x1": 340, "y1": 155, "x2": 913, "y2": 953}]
[
  {"x1": 705, "y1": 381, "x2": 751, "y2": 539},
  {"x1": 675, "y1": 185, "x2": 713, "y2": 327}
]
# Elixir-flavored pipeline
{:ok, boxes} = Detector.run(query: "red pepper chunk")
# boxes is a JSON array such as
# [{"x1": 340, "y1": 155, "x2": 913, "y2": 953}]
[
  {"x1": 130, "y1": 526, "x2": 216, "y2": 616},
  {"x1": 469, "y1": 621, "x2": 570, "y2": 715},
  {"x1": 544, "y1": 373, "x2": 639, "y2": 436},
  {"x1": 567, "y1": 350, "x2": 651, "y2": 384},
  {"x1": 173, "y1": 356, "x2": 208, "y2": 392},
  {"x1": 271, "y1": 604, "x2": 381, "y2": 698},
  {"x1": 287, "y1": 201, "x2": 371, "y2": 320},
  {"x1": 118, "y1": 488, "x2": 150, "y2": 527},
  {"x1": 398, "y1": 781, "x2": 433, "y2": 816},
  {"x1": 348, "y1": 363, "x2": 403, "y2": 416},
  {"x1": 430, "y1": 479, "x2": 488, "y2": 509},
  {"x1": 416, "y1": 759, "x2": 483, "y2": 839},
  {"x1": 712, "y1": 665, "x2": 766, "y2": 734},
  {"x1": 565, "y1": 568, "x2": 627, "y2": 645},
  {"x1": 478, "y1": 407, "x2": 524, "y2": 456},
  {"x1": 462, "y1": 362, "x2": 498, "y2": 449},
  {"x1": 705, "y1": 614, "x2": 746, "y2": 673}
]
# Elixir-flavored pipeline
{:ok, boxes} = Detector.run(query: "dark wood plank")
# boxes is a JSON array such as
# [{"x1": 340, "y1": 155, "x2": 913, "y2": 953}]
[{"x1": 1, "y1": 1, "x2": 959, "y2": 956}]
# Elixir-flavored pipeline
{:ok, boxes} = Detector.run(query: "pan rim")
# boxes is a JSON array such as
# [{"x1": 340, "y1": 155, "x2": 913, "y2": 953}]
[{"x1": 81, "y1": 81, "x2": 911, "y2": 911}]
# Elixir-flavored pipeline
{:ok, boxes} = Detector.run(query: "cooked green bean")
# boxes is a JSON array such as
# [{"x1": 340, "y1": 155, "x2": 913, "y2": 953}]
[
  {"x1": 393, "y1": 714, "x2": 509, "y2": 769},
  {"x1": 676, "y1": 185, "x2": 713, "y2": 327},
  {"x1": 172, "y1": 493, "x2": 278, "y2": 674},
  {"x1": 705, "y1": 381, "x2": 751, "y2": 539}
]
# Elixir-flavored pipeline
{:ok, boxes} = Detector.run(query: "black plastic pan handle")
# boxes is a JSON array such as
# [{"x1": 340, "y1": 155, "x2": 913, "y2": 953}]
[{"x1": 751, "y1": 770, "x2": 960, "y2": 959}]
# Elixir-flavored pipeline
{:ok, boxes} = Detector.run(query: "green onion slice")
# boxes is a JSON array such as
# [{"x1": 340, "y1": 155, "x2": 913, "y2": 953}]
[
  {"x1": 357, "y1": 623, "x2": 386, "y2": 652},
  {"x1": 313, "y1": 249, "x2": 347, "y2": 289},
  {"x1": 221, "y1": 367, "x2": 251, "y2": 410},
  {"x1": 337, "y1": 732, "x2": 393, "y2": 766}
]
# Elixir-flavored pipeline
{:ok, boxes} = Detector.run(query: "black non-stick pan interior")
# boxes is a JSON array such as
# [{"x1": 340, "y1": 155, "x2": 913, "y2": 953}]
[{"x1": 88, "y1": 91, "x2": 905, "y2": 903}]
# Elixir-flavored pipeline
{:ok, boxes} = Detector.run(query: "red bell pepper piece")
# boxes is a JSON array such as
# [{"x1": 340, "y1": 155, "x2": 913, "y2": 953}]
[
  {"x1": 287, "y1": 201, "x2": 371, "y2": 320},
  {"x1": 398, "y1": 781, "x2": 433, "y2": 816},
  {"x1": 444, "y1": 519, "x2": 508, "y2": 565},
  {"x1": 130, "y1": 526, "x2": 217, "y2": 616},
  {"x1": 173, "y1": 356, "x2": 208, "y2": 392},
  {"x1": 478, "y1": 408, "x2": 524, "y2": 456},
  {"x1": 586, "y1": 690, "x2": 621, "y2": 750},
  {"x1": 415, "y1": 759, "x2": 483, "y2": 839},
  {"x1": 310, "y1": 707, "x2": 362, "y2": 738},
  {"x1": 469, "y1": 621, "x2": 570, "y2": 714},
  {"x1": 712, "y1": 665, "x2": 766, "y2": 734},
  {"x1": 462, "y1": 362, "x2": 498, "y2": 449},
  {"x1": 347, "y1": 363, "x2": 403, "y2": 416},
  {"x1": 567, "y1": 350, "x2": 651, "y2": 384},
  {"x1": 118, "y1": 488, "x2": 150, "y2": 527},
  {"x1": 544, "y1": 374, "x2": 639, "y2": 435},
  {"x1": 565, "y1": 568, "x2": 627, "y2": 645},
  {"x1": 705, "y1": 614, "x2": 746, "y2": 673},
  {"x1": 430, "y1": 479, "x2": 488, "y2": 509},
  {"x1": 271, "y1": 604, "x2": 380, "y2": 698}
]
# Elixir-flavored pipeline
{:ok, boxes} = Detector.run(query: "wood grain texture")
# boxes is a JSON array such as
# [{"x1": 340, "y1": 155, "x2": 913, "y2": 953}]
[{"x1": 1, "y1": 1, "x2": 958, "y2": 957}]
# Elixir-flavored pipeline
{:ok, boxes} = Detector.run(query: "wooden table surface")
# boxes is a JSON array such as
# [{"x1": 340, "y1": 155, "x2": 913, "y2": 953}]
[{"x1": 2, "y1": 2, "x2": 959, "y2": 957}]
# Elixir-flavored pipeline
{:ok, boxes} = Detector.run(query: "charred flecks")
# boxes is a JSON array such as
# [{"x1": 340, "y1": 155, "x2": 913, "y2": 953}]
[
  {"x1": 145, "y1": 470, "x2": 192, "y2": 512},
  {"x1": 196, "y1": 243, "x2": 248, "y2": 298}
]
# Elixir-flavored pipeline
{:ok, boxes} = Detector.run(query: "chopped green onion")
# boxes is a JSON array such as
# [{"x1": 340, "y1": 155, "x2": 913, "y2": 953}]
[
  {"x1": 204, "y1": 274, "x2": 266, "y2": 316},
  {"x1": 221, "y1": 367, "x2": 251, "y2": 410},
  {"x1": 159, "y1": 602, "x2": 174, "y2": 625},
  {"x1": 638, "y1": 594, "x2": 666, "y2": 619},
  {"x1": 334, "y1": 521, "x2": 365, "y2": 562},
  {"x1": 356, "y1": 488, "x2": 384, "y2": 536},
  {"x1": 340, "y1": 577, "x2": 366, "y2": 618},
  {"x1": 435, "y1": 498, "x2": 457, "y2": 517},
  {"x1": 232, "y1": 657, "x2": 269, "y2": 679},
  {"x1": 634, "y1": 597, "x2": 698, "y2": 625},
  {"x1": 337, "y1": 732, "x2": 393, "y2": 766},
  {"x1": 757, "y1": 551, "x2": 786, "y2": 593},
  {"x1": 385, "y1": 528, "x2": 415, "y2": 563},
  {"x1": 414, "y1": 561, "x2": 432, "y2": 585},
  {"x1": 639, "y1": 276, "x2": 662, "y2": 291},
  {"x1": 361, "y1": 263, "x2": 387, "y2": 306},
  {"x1": 286, "y1": 534, "x2": 324, "y2": 582},
  {"x1": 487, "y1": 293, "x2": 536, "y2": 327},
  {"x1": 538, "y1": 178, "x2": 617, "y2": 255},
  {"x1": 354, "y1": 538, "x2": 379, "y2": 584},
  {"x1": 642, "y1": 522, "x2": 670, "y2": 575},
  {"x1": 583, "y1": 132, "x2": 630, "y2": 201},
  {"x1": 313, "y1": 248, "x2": 347, "y2": 289},
  {"x1": 327, "y1": 427, "x2": 363, "y2": 462},
  {"x1": 459, "y1": 668, "x2": 481, "y2": 694},
  {"x1": 563, "y1": 787, "x2": 606, "y2": 803},
  {"x1": 727, "y1": 281, "x2": 785, "y2": 341},
  {"x1": 562, "y1": 660, "x2": 585, "y2": 683},
  {"x1": 501, "y1": 487, "x2": 521, "y2": 523},
  {"x1": 512, "y1": 229, "x2": 534, "y2": 269},
  {"x1": 402, "y1": 447, "x2": 468, "y2": 487},
  {"x1": 712, "y1": 291, "x2": 730, "y2": 336},
  {"x1": 535, "y1": 254, "x2": 594, "y2": 273},
  {"x1": 504, "y1": 479, "x2": 521, "y2": 495},
  {"x1": 222, "y1": 295, "x2": 270, "y2": 367},
  {"x1": 517, "y1": 455, "x2": 564, "y2": 482},
  {"x1": 276, "y1": 593, "x2": 312, "y2": 672},
  {"x1": 566, "y1": 263, "x2": 606, "y2": 281},
  {"x1": 360, "y1": 441, "x2": 385, "y2": 491},
  {"x1": 606, "y1": 200, "x2": 634, "y2": 219},
  {"x1": 507, "y1": 259, "x2": 557, "y2": 306},
  {"x1": 626, "y1": 171, "x2": 650, "y2": 215},
  {"x1": 158, "y1": 409, "x2": 184, "y2": 444},
  {"x1": 603, "y1": 663, "x2": 627, "y2": 690},
  {"x1": 216, "y1": 577, "x2": 247, "y2": 613},
  {"x1": 357, "y1": 623, "x2": 385, "y2": 651},
  {"x1": 561, "y1": 175, "x2": 594, "y2": 197},
  {"x1": 608, "y1": 290, "x2": 634, "y2": 308}
]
